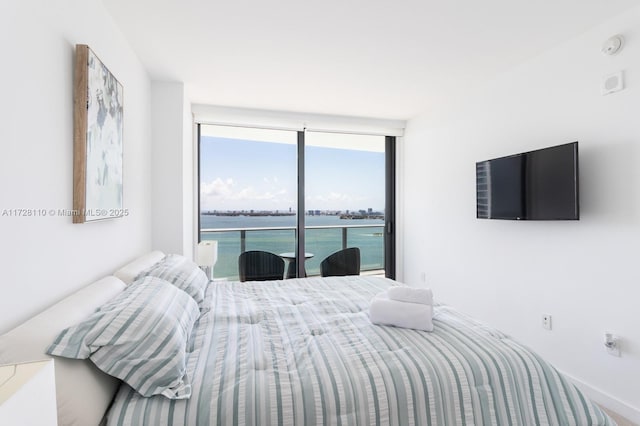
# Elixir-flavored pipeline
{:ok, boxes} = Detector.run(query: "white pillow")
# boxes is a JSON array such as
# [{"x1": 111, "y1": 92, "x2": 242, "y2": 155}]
[
  {"x1": 48, "y1": 277, "x2": 199, "y2": 399},
  {"x1": 0, "y1": 276, "x2": 126, "y2": 426},
  {"x1": 141, "y1": 254, "x2": 209, "y2": 308},
  {"x1": 113, "y1": 250, "x2": 165, "y2": 284}
]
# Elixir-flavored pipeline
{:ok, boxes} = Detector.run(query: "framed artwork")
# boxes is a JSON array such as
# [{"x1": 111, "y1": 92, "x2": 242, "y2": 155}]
[{"x1": 73, "y1": 44, "x2": 124, "y2": 223}]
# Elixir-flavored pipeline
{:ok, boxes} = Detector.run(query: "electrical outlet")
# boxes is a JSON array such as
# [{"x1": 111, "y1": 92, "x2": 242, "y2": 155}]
[{"x1": 542, "y1": 314, "x2": 552, "y2": 330}]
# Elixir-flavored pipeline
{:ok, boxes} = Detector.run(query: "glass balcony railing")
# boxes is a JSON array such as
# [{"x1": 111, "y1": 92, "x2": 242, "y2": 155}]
[{"x1": 201, "y1": 224, "x2": 385, "y2": 280}]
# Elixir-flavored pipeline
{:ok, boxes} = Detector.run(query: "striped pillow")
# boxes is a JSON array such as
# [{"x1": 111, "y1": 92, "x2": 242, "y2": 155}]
[
  {"x1": 47, "y1": 276, "x2": 199, "y2": 399},
  {"x1": 139, "y1": 254, "x2": 208, "y2": 308}
]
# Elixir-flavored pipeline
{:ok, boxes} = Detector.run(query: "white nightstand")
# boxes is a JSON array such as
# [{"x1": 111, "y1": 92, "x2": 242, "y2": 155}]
[{"x1": 0, "y1": 359, "x2": 57, "y2": 425}]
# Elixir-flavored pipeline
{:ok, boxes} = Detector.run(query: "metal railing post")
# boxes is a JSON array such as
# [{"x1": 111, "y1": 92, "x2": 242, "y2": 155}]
[
  {"x1": 240, "y1": 229, "x2": 246, "y2": 253},
  {"x1": 342, "y1": 227, "x2": 347, "y2": 249}
]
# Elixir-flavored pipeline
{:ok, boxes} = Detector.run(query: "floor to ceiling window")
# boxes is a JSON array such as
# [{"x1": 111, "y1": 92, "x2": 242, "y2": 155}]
[
  {"x1": 304, "y1": 131, "x2": 386, "y2": 276},
  {"x1": 199, "y1": 125, "x2": 298, "y2": 279},
  {"x1": 198, "y1": 124, "x2": 395, "y2": 280}
]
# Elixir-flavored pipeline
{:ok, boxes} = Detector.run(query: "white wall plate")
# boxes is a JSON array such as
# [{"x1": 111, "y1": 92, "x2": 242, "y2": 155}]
[{"x1": 602, "y1": 71, "x2": 624, "y2": 95}]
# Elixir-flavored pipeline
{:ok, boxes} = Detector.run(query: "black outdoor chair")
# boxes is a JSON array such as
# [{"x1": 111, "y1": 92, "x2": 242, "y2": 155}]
[
  {"x1": 320, "y1": 247, "x2": 361, "y2": 277},
  {"x1": 238, "y1": 251, "x2": 285, "y2": 282}
]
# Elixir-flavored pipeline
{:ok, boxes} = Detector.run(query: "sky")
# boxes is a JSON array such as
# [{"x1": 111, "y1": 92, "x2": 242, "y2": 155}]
[{"x1": 200, "y1": 136, "x2": 385, "y2": 212}]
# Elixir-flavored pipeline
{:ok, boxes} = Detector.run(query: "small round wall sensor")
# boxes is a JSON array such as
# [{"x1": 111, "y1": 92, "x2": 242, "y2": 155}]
[{"x1": 601, "y1": 35, "x2": 623, "y2": 55}]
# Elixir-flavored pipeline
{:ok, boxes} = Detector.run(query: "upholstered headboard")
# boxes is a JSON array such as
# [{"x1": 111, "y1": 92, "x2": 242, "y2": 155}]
[
  {"x1": 0, "y1": 276, "x2": 125, "y2": 425},
  {"x1": 0, "y1": 251, "x2": 165, "y2": 426},
  {"x1": 113, "y1": 250, "x2": 165, "y2": 284}
]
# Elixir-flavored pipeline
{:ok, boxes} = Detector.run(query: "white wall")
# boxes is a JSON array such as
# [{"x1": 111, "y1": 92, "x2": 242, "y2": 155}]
[
  {"x1": 0, "y1": 0, "x2": 152, "y2": 333},
  {"x1": 402, "y1": 6, "x2": 640, "y2": 421},
  {"x1": 183, "y1": 94, "x2": 195, "y2": 258},
  {"x1": 150, "y1": 82, "x2": 194, "y2": 258}
]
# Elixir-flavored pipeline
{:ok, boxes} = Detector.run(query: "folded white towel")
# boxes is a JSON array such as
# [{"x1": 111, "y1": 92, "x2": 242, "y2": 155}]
[
  {"x1": 387, "y1": 286, "x2": 433, "y2": 305},
  {"x1": 369, "y1": 292, "x2": 434, "y2": 332}
]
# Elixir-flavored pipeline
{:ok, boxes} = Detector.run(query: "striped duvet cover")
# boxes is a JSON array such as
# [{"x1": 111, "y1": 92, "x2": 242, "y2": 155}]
[{"x1": 107, "y1": 276, "x2": 613, "y2": 426}]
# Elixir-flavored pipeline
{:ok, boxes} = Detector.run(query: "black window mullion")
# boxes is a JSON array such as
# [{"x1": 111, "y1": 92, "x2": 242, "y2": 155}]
[
  {"x1": 385, "y1": 136, "x2": 396, "y2": 279},
  {"x1": 296, "y1": 131, "x2": 305, "y2": 278},
  {"x1": 197, "y1": 123, "x2": 202, "y2": 243}
]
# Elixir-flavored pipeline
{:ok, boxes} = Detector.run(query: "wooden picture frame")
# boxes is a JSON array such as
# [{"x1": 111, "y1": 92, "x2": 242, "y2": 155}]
[{"x1": 73, "y1": 44, "x2": 124, "y2": 223}]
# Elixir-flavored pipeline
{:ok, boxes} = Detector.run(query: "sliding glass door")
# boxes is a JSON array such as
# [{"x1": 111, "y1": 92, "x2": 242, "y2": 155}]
[
  {"x1": 199, "y1": 125, "x2": 298, "y2": 279},
  {"x1": 303, "y1": 132, "x2": 387, "y2": 276},
  {"x1": 198, "y1": 124, "x2": 395, "y2": 280}
]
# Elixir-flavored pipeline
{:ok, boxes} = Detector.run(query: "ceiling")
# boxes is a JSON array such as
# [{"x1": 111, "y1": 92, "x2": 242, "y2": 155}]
[{"x1": 103, "y1": 0, "x2": 638, "y2": 120}]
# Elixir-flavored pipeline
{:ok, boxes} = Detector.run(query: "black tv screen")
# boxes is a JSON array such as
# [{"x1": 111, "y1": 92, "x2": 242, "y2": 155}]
[{"x1": 476, "y1": 142, "x2": 579, "y2": 220}]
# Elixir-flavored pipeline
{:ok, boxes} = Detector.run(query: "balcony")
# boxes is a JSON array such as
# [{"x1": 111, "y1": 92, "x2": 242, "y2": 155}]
[{"x1": 201, "y1": 223, "x2": 385, "y2": 280}]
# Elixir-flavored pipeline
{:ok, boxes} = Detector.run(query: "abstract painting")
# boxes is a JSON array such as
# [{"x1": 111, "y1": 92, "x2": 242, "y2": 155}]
[{"x1": 73, "y1": 44, "x2": 124, "y2": 223}]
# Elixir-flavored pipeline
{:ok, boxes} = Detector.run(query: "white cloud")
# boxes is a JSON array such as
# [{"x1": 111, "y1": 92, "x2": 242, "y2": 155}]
[
  {"x1": 201, "y1": 178, "x2": 379, "y2": 211},
  {"x1": 201, "y1": 178, "x2": 234, "y2": 197},
  {"x1": 200, "y1": 178, "x2": 293, "y2": 210},
  {"x1": 262, "y1": 176, "x2": 281, "y2": 185}
]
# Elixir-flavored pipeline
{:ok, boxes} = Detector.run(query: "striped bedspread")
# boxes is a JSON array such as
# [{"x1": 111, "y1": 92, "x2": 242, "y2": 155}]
[{"x1": 107, "y1": 276, "x2": 613, "y2": 425}]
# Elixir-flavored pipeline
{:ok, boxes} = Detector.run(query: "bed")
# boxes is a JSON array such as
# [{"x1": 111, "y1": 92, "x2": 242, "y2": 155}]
[{"x1": 0, "y1": 252, "x2": 615, "y2": 425}]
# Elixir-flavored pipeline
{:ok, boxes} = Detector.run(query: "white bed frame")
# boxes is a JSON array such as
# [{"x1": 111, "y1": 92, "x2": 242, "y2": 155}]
[{"x1": 0, "y1": 251, "x2": 165, "y2": 426}]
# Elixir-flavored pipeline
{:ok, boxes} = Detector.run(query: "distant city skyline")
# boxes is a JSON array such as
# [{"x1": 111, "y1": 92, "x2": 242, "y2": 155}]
[{"x1": 200, "y1": 136, "x2": 385, "y2": 212}]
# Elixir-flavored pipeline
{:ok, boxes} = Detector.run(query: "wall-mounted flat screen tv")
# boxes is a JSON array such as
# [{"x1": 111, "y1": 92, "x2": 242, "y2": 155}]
[{"x1": 476, "y1": 142, "x2": 579, "y2": 220}]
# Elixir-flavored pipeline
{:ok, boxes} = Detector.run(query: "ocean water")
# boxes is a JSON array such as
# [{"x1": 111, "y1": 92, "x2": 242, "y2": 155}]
[{"x1": 200, "y1": 214, "x2": 385, "y2": 279}]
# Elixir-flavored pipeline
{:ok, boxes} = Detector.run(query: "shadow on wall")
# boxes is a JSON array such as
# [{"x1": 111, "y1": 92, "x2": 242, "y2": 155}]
[{"x1": 578, "y1": 140, "x2": 638, "y2": 224}]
